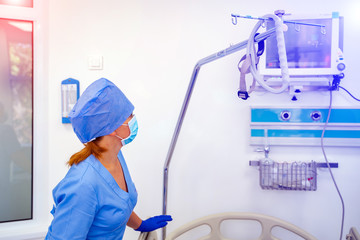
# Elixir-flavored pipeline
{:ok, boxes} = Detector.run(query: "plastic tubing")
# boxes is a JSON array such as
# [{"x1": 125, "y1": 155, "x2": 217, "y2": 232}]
[{"x1": 248, "y1": 14, "x2": 289, "y2": 93}]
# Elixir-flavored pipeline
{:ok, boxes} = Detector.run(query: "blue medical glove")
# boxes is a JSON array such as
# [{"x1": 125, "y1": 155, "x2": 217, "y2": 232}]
[{"x1": 135, "y1": 215, "x2": 173, "y2": 232}]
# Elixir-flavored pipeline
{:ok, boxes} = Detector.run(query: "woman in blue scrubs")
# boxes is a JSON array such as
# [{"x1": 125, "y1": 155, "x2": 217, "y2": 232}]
[{"x1": 46, "y1": 78, "x2": 171, "y2": 240}]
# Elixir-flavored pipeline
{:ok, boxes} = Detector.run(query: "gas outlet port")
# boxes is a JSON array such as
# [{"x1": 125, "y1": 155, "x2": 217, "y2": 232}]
[
  {"x1": 311, "y1": 111, "x2": 322, "y2": 121},
  {"x1": 280, "y1": 110, "x2": 291, "y2": 121}
]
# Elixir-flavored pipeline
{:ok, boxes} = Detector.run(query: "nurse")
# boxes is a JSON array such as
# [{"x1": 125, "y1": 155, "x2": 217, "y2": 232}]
[{"x1": 46, "y1": 78, "x2": 172, "y2": 239}]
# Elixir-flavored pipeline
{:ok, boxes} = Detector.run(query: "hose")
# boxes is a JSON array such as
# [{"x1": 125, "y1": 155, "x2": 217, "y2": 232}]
[{"x1": 247, "y1": 14, "x2": 289, "y2": 93}]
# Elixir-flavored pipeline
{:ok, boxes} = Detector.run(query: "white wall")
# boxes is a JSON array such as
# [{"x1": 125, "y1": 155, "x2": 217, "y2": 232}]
[
  {"x1": 48, "y1": 0, "x2": 360, "y2": 239},
  {"x1": 2, "y1": 0, "x2": 360, "y2": 239}
]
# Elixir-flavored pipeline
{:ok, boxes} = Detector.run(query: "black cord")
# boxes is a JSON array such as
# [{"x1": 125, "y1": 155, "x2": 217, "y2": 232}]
[{"x1": 339, "y1": 86, "x2": 360, "y2": 102}]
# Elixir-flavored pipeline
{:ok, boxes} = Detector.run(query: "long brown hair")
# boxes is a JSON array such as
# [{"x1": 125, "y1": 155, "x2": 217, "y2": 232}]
[{"x1": 67, "y1": 138, "x2": 107, "y2": 166}]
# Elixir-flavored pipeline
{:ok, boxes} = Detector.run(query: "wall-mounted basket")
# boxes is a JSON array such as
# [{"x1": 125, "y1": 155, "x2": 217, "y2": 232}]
[{"x1": 249, "y1": 160, "x2": 338, "y2": 191}]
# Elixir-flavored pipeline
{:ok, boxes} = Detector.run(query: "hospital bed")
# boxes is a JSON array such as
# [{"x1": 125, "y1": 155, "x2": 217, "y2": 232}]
[
  {"x1": 138, "y1": 212, "x2": 318, "y2": 240},
  {"x1": 138, "y1": 231, "x2": 158, "y2": 240},
  {"x1": 346, "y1": 227, "x2": 360, "y2": 240},
  {"x1": 138, "y1": 213, "x2": 360, "y2": 240}
]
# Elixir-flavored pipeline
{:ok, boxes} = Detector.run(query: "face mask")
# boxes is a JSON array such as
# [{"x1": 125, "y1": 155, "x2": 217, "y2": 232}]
[{"x1": 116, "y1": 115, "x2": 138, "y2": 146}]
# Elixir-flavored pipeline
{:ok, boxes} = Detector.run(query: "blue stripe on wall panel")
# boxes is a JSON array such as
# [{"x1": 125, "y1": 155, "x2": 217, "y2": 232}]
[
  {"x1": 251, "y1": 108, "x2": 360, "y2": 124},
  {"x1": 251, "y1": 129, "x2": 360, "y2": 138}
]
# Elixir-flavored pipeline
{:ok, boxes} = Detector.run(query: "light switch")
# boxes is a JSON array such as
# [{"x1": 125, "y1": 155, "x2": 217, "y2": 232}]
[{"x1": 88, "y1": 55, "x2": 103, "y2": 70}]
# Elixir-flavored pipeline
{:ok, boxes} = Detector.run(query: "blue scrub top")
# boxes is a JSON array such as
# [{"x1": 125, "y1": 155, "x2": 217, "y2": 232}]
[{"x1": 46, "y1": 151, "x2": 138, "y2": 240}]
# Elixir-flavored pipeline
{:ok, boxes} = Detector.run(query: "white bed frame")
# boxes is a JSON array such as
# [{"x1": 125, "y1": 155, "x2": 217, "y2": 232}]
[{"x1": 138, "y1": 212, "x2": 318, "y2": 240}]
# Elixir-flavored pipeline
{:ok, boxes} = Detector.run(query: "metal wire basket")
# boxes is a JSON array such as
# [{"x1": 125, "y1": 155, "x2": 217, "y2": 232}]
[{"x1": 259, "y1": 160, "x2": 317, "y2": 191}]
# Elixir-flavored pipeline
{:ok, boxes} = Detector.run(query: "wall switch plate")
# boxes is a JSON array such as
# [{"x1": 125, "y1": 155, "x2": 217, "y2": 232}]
[{"x1": 88, "y1": 55, "x2": 103, "y2": 70}]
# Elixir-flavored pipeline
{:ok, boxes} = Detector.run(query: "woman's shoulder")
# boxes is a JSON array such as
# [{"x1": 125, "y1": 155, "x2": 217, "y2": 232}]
[
  {"x1": 58, "y1": 156, "x2": 99, "y2": 188},
  {"x1": 67, "y1": 157, "x2": 93, "y2": 177},
  {"x1": 51, "y1": 157, "x2": 99, "y2": 215},
  {"x1": 52, "y1": 164, "x2": 100, "y2": 202}
]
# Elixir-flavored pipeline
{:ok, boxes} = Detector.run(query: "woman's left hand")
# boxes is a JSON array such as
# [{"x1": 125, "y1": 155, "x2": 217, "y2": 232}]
[{"x1": 135, "y1": 215, "x2": 173, "y2": 232}]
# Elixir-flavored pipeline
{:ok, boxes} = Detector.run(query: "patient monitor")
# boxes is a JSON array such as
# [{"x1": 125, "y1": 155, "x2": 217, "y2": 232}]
[{"x1": 259, "y1": 13, "x2": 345, "y2": 79}]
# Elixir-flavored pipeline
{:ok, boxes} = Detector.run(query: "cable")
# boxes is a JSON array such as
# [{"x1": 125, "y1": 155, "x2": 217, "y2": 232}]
[
  {"x1": 339, "y1": 86, "x2": 360, "y2": 102},
  {"x1": 321, "y1": 90, "x2": 345, "y2": 240}
]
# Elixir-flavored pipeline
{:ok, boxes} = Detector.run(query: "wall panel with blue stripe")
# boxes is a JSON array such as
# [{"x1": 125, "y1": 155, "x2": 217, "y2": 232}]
[{"x1": 250, "y1": 107, "x2": 360, "y2": 147}]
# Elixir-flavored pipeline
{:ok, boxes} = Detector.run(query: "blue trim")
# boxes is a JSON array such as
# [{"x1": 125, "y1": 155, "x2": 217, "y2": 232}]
[
  {"x1": 332, "y1": 12, "x2": 339, "y2": 18},
  {"x1": 251, "y1": 129, "x2": 360, "y2": 139},
  {"x1": 251, "y1": 108, "x2": 360, "y2": 124},
  {"x1": 62, "y1": 117, "x2": 71, "y2": 124},
  {"x1": 251, "y1": 129, "x2": 265, "y2": 137}
]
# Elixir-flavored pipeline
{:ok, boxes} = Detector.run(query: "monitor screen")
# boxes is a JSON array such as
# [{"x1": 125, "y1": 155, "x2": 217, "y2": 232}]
[
  {"x1": 266, "y1": 18, "x2": 332, "y2": 69},
  {"x1": 259, "y1": 13, "x2": 343, "y2": 77}
]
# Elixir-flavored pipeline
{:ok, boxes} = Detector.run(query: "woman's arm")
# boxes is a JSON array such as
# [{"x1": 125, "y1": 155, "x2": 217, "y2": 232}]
[{"x1": 127, "y1": 211, "x2": 142, "y2": 229}]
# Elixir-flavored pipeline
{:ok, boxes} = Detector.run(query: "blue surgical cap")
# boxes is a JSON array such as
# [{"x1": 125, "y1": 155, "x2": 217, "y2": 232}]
[{"x1": 69, "y1": 78, "x2": 134, "y2": 143}]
